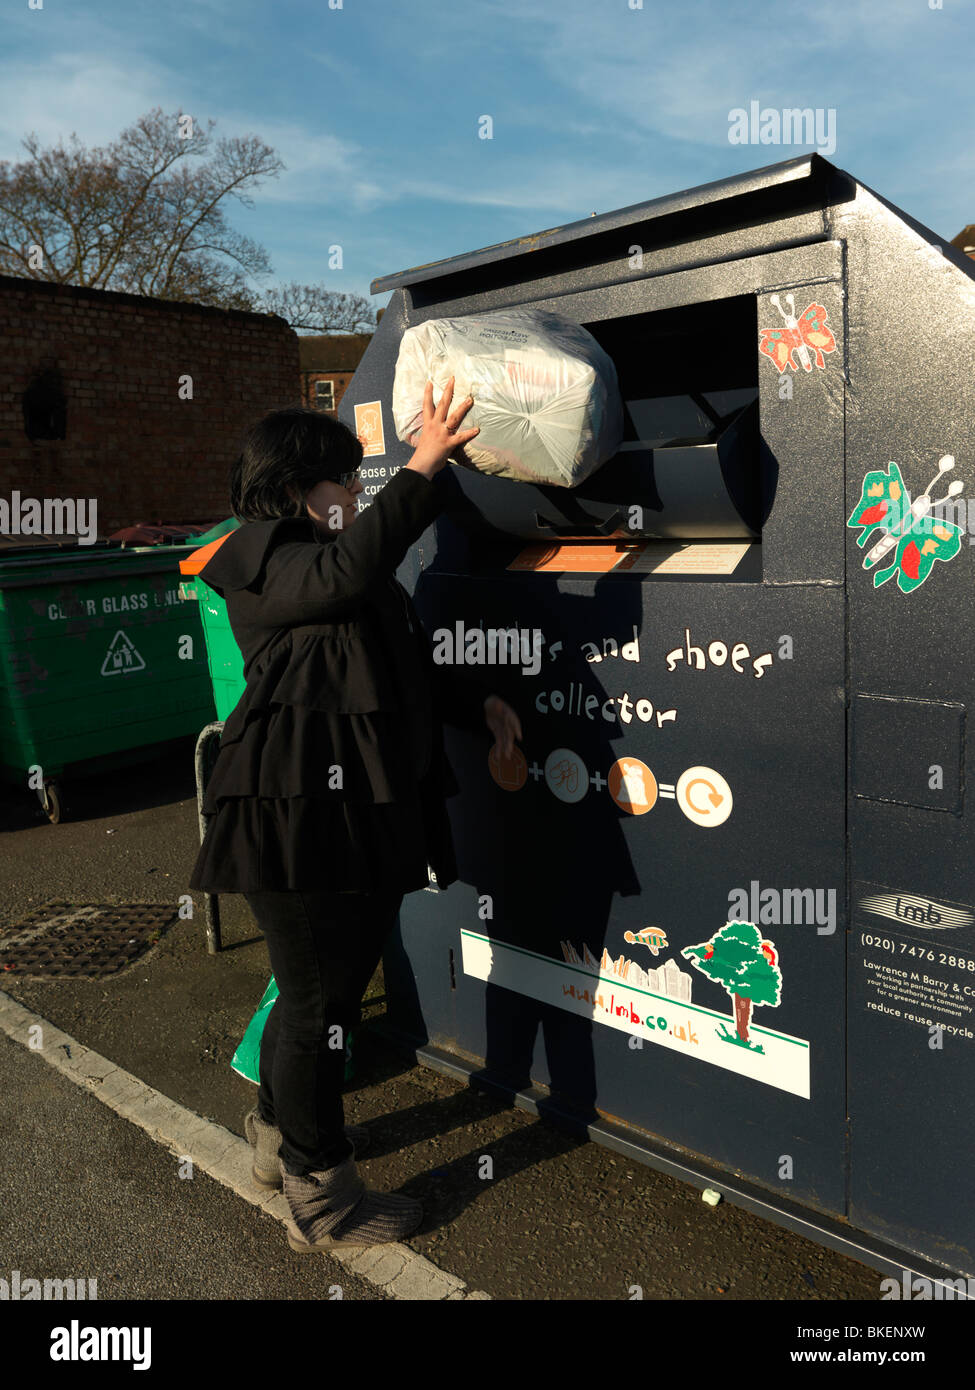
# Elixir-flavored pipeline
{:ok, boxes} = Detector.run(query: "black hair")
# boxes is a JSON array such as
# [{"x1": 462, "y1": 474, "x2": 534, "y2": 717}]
[{"x1": 228, "y1": 405, "x2": 364, "y2": 522}]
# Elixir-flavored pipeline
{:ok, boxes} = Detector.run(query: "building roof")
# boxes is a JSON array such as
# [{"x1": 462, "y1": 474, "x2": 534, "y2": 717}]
[
  {"x1": 298, "y1": 332, "x2": 373, "y2": 372},
  {"x1": 950, "y1": 225, "x2": 975, "y2": 258}
]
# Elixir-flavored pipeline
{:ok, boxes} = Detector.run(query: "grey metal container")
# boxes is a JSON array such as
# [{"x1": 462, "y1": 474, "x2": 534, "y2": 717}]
[{"x1": 341, "y1": 154, "x2": 975, "y2": 1286}]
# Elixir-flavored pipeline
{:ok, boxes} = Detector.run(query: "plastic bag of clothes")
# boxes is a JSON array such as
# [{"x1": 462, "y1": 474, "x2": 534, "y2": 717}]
[
  {"x1": 392, "y1": 307, "x2": 623, "y2": 486},
  {"x1": 232, "y1": 976, "x2": 354, "y2": 1084}
]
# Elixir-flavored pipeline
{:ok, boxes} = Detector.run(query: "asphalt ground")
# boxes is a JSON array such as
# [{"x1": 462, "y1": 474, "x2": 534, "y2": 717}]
[
  {"x1": 0, "y1": 1030, "x2": 386, "y2": 1302},
  {"x1": 0, "y1": 738, "x2": 909, "y2": 1304}
]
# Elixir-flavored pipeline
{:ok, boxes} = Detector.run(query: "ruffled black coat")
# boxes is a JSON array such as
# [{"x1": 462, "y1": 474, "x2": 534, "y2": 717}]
[{"x1": 187, "y1": 466, "x2": 489, "y2": 894}]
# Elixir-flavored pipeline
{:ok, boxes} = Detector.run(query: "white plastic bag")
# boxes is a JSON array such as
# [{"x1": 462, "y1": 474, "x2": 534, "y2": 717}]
[{"x1": 392, "y1": 308, "x2": 623, "y2": 486}]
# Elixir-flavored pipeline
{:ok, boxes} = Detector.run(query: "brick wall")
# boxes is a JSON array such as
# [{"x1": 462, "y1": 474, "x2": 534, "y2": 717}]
[{"x1": 0, "y1": 273, "x2": 299, "y2": 535}]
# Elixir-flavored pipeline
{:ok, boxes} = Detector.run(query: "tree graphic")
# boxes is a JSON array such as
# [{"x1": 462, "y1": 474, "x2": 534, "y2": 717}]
[{"x1": 681, "y1": 922, "x2": 782, "y2": 1053}]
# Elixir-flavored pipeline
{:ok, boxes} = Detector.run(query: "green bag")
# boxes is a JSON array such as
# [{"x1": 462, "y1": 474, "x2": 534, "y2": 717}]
[{"x1": 231, "y1": 976, "x2": 354, "y2": 1083}]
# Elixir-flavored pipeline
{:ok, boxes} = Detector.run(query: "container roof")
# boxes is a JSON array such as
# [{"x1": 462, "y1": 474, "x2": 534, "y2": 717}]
[{"x1": 370, "y1": 153, "x2": 830, "y2": 294}]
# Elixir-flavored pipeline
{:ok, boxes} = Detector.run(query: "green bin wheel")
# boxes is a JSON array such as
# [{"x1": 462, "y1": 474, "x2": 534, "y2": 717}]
[{"x1": 40, "y1": 780, "x2": 64, "y2": 824}]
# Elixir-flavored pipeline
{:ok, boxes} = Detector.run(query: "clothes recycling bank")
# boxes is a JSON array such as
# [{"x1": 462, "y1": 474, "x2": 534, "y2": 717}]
[{"x1": 326, "y1": 154, "x2": 975, "y2": 1287}]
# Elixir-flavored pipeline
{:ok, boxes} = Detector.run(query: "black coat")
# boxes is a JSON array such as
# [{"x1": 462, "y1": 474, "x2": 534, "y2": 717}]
[{"x1": 187, "y1": 466, "x2": 489, "y2": 894}]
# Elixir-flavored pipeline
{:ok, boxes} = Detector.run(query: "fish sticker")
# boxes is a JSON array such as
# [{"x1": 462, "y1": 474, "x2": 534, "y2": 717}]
[{"x1": 623, "y1": 926, "x2": 670, "y2": 957}]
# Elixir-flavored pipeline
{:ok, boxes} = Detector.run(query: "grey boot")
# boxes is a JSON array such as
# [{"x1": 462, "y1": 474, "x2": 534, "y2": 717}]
[
  {"x1": 244, "y1": 1109, "x2": 370, "y2": 1191},
  {"x1": 283, "y1": 1157, "x2": 422, "y2": 1250}
]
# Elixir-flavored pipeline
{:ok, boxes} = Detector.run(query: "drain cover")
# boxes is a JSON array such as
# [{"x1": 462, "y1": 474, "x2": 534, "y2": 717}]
[{"x1": 0, "y1": 902, "x2": 178, "y2": 978}]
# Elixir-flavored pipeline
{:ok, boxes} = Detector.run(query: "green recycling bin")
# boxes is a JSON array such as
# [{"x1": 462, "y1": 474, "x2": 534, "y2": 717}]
[
  {"x1": 177, "y1": 518, "x2": 243, "y2": 720},
  {"x1": 0, "y1": 539, "x2": 217, "y2": 821}
]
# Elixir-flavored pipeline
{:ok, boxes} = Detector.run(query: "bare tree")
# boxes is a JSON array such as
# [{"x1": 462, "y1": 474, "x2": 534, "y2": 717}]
[
  {"x1": 260, "y1": 281, "x2": 376, "y2": 334},
  {"x1": 0, "y1": 106, "x2": 376, "y2": 330}
]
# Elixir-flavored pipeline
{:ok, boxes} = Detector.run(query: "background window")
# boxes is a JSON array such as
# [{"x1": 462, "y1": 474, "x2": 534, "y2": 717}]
[{"x1": 23, "y1": 365, "x2": 67, "y2": 441}]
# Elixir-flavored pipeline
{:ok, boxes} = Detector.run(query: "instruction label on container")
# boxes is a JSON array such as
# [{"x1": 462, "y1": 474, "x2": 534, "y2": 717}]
[
  {"x1": 616, "y1": 542, "x2": 753, "y2": 575},
  {"x1": 354, "y1": 401, "x2": 386, "y2": 457},
  {"x1": 507, "y1": 541, "x2": 753, "y2": 575},
  {"x1": 852, "y1": 881, "x2": 975, "y2": 1042}
]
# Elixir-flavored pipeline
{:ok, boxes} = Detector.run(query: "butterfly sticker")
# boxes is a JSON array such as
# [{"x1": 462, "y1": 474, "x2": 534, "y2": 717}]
[
  {"x1": 759, "y1": 294, "x2": 837, "y2": 373},
  {"x1": 847, "y1": 455, "x2": 964, "y2": 593}
]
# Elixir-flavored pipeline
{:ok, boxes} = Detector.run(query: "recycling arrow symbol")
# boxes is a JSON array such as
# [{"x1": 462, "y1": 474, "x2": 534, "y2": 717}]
[{"x1": 101, "y1": 630, "x2": 146, "y2": 676}]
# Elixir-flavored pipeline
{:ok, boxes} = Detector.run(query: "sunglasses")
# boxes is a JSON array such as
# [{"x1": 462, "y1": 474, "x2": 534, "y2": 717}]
[{"x1": 329, "y1": 468, "x2": 361, "y2": 489}]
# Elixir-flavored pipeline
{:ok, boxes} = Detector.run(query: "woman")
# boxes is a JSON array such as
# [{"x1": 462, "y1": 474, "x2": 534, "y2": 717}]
[{"x1": 188, "y1": 378, "x2": 523, "y2": 1250}]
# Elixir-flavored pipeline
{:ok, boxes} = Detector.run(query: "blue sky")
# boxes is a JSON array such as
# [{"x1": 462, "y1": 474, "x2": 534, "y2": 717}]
[{"x1": 3, "y1": 0, "x2": 973, "y2": 322}]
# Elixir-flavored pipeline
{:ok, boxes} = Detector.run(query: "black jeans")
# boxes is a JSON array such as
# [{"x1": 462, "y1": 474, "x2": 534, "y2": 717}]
[{"x1": 243, "y1": 887, "x2": 404, "y2": 1176}]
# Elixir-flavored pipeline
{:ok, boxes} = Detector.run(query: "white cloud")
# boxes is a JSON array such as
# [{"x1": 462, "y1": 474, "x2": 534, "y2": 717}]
[
  {"x1": 0, "y1": 53, "x2": 168, "y2": 160},
  {"x1": 442, "y1": 0, "x2": 968, "y2": 151}
]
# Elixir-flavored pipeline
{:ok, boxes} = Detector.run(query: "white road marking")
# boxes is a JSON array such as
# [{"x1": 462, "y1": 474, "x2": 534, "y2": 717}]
[{"x1": 0, "y1": 988, "x2": 489, "y2": 1301}]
